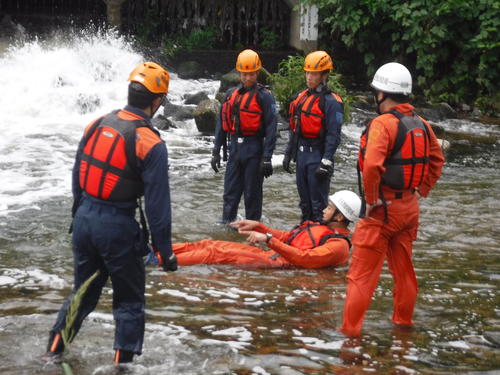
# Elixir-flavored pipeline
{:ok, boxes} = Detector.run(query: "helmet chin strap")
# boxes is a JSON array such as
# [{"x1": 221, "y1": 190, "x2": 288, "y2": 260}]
[{"x1": 374, "y1": 92, "x2": 388, "y2": 114}]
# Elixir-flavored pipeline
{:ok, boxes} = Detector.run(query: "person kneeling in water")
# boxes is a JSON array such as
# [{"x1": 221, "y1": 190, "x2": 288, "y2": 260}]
[{"x1": 152, "y1": 190, "x2": 361, "y2": 268}]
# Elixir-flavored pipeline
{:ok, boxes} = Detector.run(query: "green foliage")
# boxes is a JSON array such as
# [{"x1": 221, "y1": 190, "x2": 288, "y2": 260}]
[
  {"x1": 269, "y1": 55, "x2": 351, "y2": 121},
  {"x1": 260, "y1": 27, "x2": 283, "y2": 49},
  {"x1": 61, "y1": 271, "x2": 100, "y2": 346},
  {"x1": 301, "y1": 0, "x2": 500, "y2": 106},
  {"x1": 163, "y1": 27, "x2": 217, "y2": 58}
]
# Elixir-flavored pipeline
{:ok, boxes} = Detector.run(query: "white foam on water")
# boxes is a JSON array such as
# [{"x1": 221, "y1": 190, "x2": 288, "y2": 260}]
[
  {"x1": 211, "y1": 326, "x2": 252, "y2": 342},
  {"x1": 0, "y1": 30, "x2": 219, "y2": 217},
  {"x1": 157, "y1": 288, "x2": 202, "y2": 302},
  {"x1": 1, "y1": 267, "x2": 67, "y2": 289}
]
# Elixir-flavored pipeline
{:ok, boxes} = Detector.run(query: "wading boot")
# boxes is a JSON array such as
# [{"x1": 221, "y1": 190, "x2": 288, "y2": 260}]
[
  {"x1": 41, "y1": 332, "x2": 64, "y2": 364},
  {"x1": 114, "y1": 349, "x2": 134, "y2": 365}
]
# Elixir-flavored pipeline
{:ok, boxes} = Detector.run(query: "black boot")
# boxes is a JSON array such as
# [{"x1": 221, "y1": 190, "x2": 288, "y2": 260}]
[
  {"x1": 41, "y1": 332, "x2": 65, "y2": 363},
  {"x1": 114, "y1": 349, "x2": 134, "y2": 365}
]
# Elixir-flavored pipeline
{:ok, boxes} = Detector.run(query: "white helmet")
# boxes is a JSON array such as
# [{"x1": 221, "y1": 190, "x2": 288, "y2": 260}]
[
  {"x1": 329, "y1": 190, "x2": 362, "y2": 222},
  {"x1": 371, "y1": 62, "x2": 412, "y2": 95}
]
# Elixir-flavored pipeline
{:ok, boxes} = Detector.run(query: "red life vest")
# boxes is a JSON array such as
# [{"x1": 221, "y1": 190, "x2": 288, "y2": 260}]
[
  {"x1": 289, "y1": 89, "x2": 343, "y2": 138},
  {"x1": 358, "y1": 110, "x2": 431, "y2": 190},
  {"x1": 221, "y1": 85, "x2": 264, "y2": 136},
  {"x1": 285, "y1": 221, "x2": 351, "y2": 251},
  {"x1": 79, "y1": 111, "x2": 157, "y2": 201}
]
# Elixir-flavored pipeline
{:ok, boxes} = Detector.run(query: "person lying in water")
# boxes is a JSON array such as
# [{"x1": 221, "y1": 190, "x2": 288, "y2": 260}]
[{"x1": 147, "y1": 190, "x2": 361, "y2": 268}]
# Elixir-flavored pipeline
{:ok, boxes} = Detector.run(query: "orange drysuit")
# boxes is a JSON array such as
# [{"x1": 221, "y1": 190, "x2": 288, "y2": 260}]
[
  {"x1": 340, "y1": 103, "x2": 444, "y2": 337},
  {"x1": 173, "y1": 223, "x2": 351, "y2": 269}
]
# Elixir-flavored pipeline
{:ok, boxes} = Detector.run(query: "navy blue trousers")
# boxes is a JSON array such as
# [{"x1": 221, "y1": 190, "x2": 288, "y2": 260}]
[
  {"x1": 51, "y1": 198, "x2": 145, "y2": 354},
  {"x1": 222, "y1": 137, "x2": 264, "y2": 222},
  {"x1": 296, "y1": 146, "x2": 331, "y2": 222}
]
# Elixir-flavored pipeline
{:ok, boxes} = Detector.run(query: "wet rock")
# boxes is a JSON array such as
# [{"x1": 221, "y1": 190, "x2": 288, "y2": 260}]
[
  {"x1": 416, "y1": 102, "x2": 458, "y2": 122},
  {"x1": 484, "y1": 331, "x2": 500, "y2": 348},
  {"x1": 352, "y1": 94, "x2": 374, "y2": 112},
  {"x1": 173, "y1": 106, "x2": 195, "y2": 121},
  {"x1": 163, "y1": 99, "x2": 180, "y2": 117},
  {"x1": 151, "y1": 114, "x2": 174, "y2": 131},
  {"x1": 76, "y1": 93, "x2": 100, "y2": 114},
  {"x1": 177, "y1": 60, "x2": 205, "y2": 80},
  {"x1": 184, "y1": 91, "x2": 209, "y2": 105},
  {"x1": 193, "y1": 99, "x2": 220, "y2": 135},
  {"x1": 461, "y1": 103, "x2": 472, "y2": 112},
  {"x1": 0, "y1": 15, "x2": 25, "y2": 40}
]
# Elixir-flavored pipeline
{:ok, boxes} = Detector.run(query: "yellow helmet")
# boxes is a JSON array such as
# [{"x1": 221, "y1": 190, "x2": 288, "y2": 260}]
[
  {"x1": 128, "y1": 62, "x2": 170, "y2": 94},
  {"x1": 303, "y1": 51, "x2": 333, "y2": 72},
  {"x1": 236, "y1": 49, "x2": 262, "y2": 72}
]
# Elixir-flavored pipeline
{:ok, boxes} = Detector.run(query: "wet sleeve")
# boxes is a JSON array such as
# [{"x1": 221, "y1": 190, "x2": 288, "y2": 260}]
[
  {"x1": 322, "y1": 96, "x2": 344, "y2": 161},
  {"x1": 71, "y1": 136, "x2": 85, "y2": 217},
  {"x1": 141, "y1": 142, "x2": 173, "y2": 260},
  {"x1": 212, "y1": 90, "x2": 231, "y2": 155},
  {"x1": 267, "y1": 237, "x2": 349, "y2": 268},
  {"x1": 254, "y1": 223, "x2": 289, "y2": 241},
  {"x1": 418, "y1": 121, "x2": 445, "y2": 196},
  {"x1": 259, "y1": 90, "x2": 278, "y2": 159}
]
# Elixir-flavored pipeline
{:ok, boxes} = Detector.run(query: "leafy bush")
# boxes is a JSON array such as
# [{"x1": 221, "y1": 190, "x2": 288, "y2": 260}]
[
  {"x1": 302, "y1": 0, "x2": 499, "y2": 106},
  {"x1": 163, "y1": 27, "x2": 217, "y2": 58},
  {"x1": 260, "y1": 27, "x2": 283, "y2": 49},
  {"x1": 269, "y1": 55, "x2": 351, "y2": 121}
]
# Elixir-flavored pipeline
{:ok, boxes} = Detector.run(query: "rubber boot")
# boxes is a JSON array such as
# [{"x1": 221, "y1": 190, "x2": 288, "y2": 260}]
[
  {"x1": 41, "y1": 332, "x2": 65, "y2": 363},
  {"x1": 114, "y1": 349, "x2": 134, "y2": 365}
]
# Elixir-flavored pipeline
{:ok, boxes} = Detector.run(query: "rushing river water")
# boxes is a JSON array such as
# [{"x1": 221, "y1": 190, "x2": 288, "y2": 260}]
[{"x1": 0, "y1": 30, "x2": 499, "y2": 375}]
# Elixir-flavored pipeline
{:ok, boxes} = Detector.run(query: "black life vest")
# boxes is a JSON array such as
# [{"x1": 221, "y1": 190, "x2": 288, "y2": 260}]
[
  {"x1": 221, "y1": 85, "x2": 264, "y2": 136},
  {"x1": 285, "y1": 221, "x2": 351, "y2": 250},
  {"x1": 79, "y1": 111, "x2": 155, "y2": 201}
]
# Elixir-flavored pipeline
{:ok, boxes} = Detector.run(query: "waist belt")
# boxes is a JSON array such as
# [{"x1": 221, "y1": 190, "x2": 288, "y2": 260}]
[
  {"x1": 81, "y1": 195, "x2": 136, "y2": 216},
  {"x1": 385, "y1": 189, "x2": 415, "y2": 199}
]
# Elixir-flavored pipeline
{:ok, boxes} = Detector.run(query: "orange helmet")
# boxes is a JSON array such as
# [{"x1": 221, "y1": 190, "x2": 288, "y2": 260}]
[
  {"x1": 236, "y1": 49, "x2": 262, "y2": 72},
  {"x1": 128, "y1": 62, "x2": 169, "y2": 94},
  {"x1": 303, "y1": 51, "x2": 333, "y2": 72}
]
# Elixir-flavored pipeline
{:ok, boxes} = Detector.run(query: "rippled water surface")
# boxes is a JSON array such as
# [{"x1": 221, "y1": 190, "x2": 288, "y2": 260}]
[{"x1": 0, "y1": 30, "x2": 499, "y2": 374}]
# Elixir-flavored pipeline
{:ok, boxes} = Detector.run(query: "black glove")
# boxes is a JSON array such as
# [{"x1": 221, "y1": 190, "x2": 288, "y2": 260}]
[
  {"x1": 315, "y1": 159, "x2": 334, "y2": 179},
  {"x1": 260, "y1": 157, "x2": 273, "y2": 178},
  {"x1": 161, "y1": 253, "x2": 178, "y2": 272},
  {"x1": 282, "y1": 153, "x2": 292, "y2": 174},
  {"x1": 211, "y1": 152, "x2": 221, "y2": 173}
]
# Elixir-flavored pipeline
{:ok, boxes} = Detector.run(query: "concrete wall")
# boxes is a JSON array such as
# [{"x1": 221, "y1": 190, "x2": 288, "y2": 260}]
[{"x1": 286, "y1": 0, "x2": 318, "y2": 53}]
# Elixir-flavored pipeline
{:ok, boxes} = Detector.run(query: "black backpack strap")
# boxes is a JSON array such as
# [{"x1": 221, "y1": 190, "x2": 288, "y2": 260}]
[
  {"x1": 387, "y1": 109, "x2": 408, "y2": 158},
  {"x1": 318, "y1": 233, "x2": 352, "y2": 248}
]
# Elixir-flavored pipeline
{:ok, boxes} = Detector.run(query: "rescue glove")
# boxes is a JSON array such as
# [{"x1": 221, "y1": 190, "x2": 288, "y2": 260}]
[
  {"x1": 315, "y1": 159, "x2": 334, "y2": 179},
  {"x1": 260, "y1": 157, "x2": 273, "y2": 178},
  {"x1": 211, "y1": 152, "x2": 221, "y2": 173},
  {"x1": 153, "y1": 247, "x2": 178, "y2": 272},
  {"x1": 161, "y1": 253, "x2": 178, "y2": 272},
  {"x1": 282, "y1": 153, "x2": 292, "y2": 174}
]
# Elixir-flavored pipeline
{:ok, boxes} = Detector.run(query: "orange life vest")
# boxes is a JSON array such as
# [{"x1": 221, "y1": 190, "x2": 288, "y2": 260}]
[
  {"x1": 79, "y1": 111, "x2": 158, "y2": 201},
  {"x1": 289, "y1": 89, "x2": 343, "y2": 138},
  {"x1": 285, "y1": 221, "x2": 350, "y2": 251},
  {"x1": 359, "y1": 110, "x2": 431, "y2": 190},
  {"x1": 221, "y1": 85, "x2": 264, "y2": 136}
]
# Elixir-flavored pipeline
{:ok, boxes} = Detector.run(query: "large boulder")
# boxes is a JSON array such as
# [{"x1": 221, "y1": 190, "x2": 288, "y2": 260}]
[
  {"x1": 184, "y1": 91, "x2": 209, "y2": 105},
  {"x1": 163, "y1": 99, "x2": 194, "y2": 121},
  {"x1": 193, "y1": 99, "x2": 221, "y2": 135},
  {"x1": 177, "y1": 60, "x2": 205, "y2": 80},
  {"x1": 152, "y1": 114, "x2": 174, "y2": 131},
  {"x1": 416, "y1": 102, "x2": 458, "y2": 122}
]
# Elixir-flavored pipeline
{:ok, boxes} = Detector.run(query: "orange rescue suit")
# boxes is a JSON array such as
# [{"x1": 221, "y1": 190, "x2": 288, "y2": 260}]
[
  {"x1": 341, "y1": 103, "x2": 445, "y2": 337},
  {"x1": 173, "y1": 223, "x2": 351, "y2": 269},
  {"x1": 221, "y1": 85, "x2": 264, "y2": 136}
]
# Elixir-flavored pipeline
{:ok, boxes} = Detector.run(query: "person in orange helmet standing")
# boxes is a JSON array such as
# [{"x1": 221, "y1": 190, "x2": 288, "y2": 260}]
[
  {"x1": 283, "y1": 51, "x2": 344, "y2": 223},
  {"x1": 42, "y1": 62, "x2": 178, "y2": 365},
  {"x1": 211, "y1": 49, "x2": 277, "y2": 223},
  {"x1": 340, "y1": 62, "x2": 445, "y2": 337}
]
